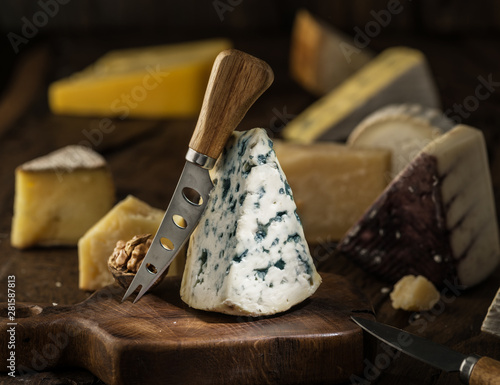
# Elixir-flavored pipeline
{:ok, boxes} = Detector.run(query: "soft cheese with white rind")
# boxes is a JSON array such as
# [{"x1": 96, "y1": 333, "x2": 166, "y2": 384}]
[
  {"x1": 181, "y1": 128, "x2": 321, "y2": 316},
  {"x1": 348, "y1": 104, "x2": 454, "y2": 179},
  {"x1": 338, "y1": 125, "x2": 500, "y2": 288}
]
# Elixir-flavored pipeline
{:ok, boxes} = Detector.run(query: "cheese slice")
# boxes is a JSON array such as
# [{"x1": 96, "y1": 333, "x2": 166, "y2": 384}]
[
  {"x1": 348, "y1": 104, "x2": 454, "y2": 178},
  {"x1": 290, "y1": 9, "x2": 373, "y2": 96},
  {"x1": 338, "y1": 125, "x2": 500, "y2": 288},
  {"x1": 482, "y1": 287, "x2": 500, "y2": 337},
  {"x1": 78, "y1": 195, "x2": 185, "y2": 291},
  {"x1": 11, "y1": 145, "x2": 115, "y2": 249},
  {"x1": 273, "y1": 140, "x2": 390, "y2": 243},
  {"x1": 181, "y1": 128, "x2": 322, "y2": 316},
  {"x1": 282, "y1": 47, "x2": 440, "y2": 142},
  {"x1": 49, "y1": 38, "x2": 231, "y2": 118}
]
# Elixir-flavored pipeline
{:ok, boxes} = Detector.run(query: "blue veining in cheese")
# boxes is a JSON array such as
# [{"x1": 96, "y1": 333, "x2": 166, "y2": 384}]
[{"x1": 180, "y1": 128, "x2": 322, "y2": 316}]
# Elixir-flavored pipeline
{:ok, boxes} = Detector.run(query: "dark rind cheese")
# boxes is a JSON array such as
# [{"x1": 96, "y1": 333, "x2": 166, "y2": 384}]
[
  {"x1": 337, "y1": 125, "x2": 500, "y2": 288},
  {"x1": 338, "y1": 153, "x2": 457, "y2": 286}
]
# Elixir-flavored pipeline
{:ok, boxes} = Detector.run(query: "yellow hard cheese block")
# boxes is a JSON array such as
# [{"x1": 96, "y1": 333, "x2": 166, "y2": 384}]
[
  {"x1": 273, "y1": 140, "x2": 390, "y2": 243},
  {"x1": 11, "y1": 145, "x2": 115, "y2": 249},
  {"x1": 283, "y1": 47, "x2": 440, "y2": 142},
  {"x1": 49, "y1": 38, "x2": 232, "y2": 118},
  {"x1": 78, "y1": 195, "x2": 185, "y2": 291}
]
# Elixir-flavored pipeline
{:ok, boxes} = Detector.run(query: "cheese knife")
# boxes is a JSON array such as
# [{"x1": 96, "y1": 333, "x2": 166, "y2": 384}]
[
  {"x1": 351, "y1": 316, "x2": 500, "y2": 384},
  {"x1": 122, "y1": 49, "x2": 274, "y2": 303}
]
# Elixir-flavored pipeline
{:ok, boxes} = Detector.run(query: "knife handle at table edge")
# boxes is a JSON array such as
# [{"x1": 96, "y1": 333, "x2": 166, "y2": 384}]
[
  {"x1": 469, "y1": 356, "x2": 500, "y2": 385},
  {"x1": 188, "y1": 49, "x2": 274, "y2": 161}
]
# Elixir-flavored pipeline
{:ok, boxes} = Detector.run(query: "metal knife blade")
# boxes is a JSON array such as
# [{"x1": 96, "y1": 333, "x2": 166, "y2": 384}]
[
  {"x1": 351, "y1": 316, "x2": 495, "y2": 384},
  {"x1": 122, "y1": 161, "x2": 212, "y2": 303},
  {"x1": 122, "y1": 49, "x2": 274, "y2": 303}
]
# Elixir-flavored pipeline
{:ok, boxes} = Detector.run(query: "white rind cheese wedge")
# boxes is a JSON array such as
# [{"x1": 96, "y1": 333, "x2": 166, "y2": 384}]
[
  {"x1": 482, "y1": 287, "x2": 500, "y2": 337},
  {"x1": 348, "y1": 104, "x2": 454, "y2": 179},
  {"x1": 338, "y1": 125, "x2": 500, "y2": 288},
  {"x1": 181, "y1": 128, "x2": 322, "y2": 316},
  {"x1": 11, "y1": 145, "x2": 115, "y2": 248}
]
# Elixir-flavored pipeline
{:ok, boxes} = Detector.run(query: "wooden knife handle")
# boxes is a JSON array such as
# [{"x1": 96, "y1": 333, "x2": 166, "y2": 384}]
[
  {"x1": 188, "y1": 49, "x2": 274, "y2": 161},
  {"x1": 469, "y1": 357, "x2": 500, "y2": 385}
]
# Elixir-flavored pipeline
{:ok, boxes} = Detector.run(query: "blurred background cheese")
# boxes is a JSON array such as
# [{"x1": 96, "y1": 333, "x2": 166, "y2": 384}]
[
  {"x1": 290, "y1": 9, "x2": 373, "y2": 96},
  {"x1": 11, "y1": 145, "x2": 115, "y2": 249},
  {"x1": 348, "y1": 104, "x2": 454, "y2": 178},
  {"x1": 283, "y1": 47, "x2": 440, "y2": 142},
  {"x1": 78, "y1": 195, "x2": 185, "y2": 291},
  {"x1": 273, "y1": 140, "x2": 391, "y2": 243},
  {"x1": 48, "y1": 38, "x2": 232, "y2": 118}
]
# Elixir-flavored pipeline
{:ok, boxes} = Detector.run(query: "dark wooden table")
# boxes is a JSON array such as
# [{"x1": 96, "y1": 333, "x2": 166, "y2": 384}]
[{"x1": 0, "y1": 32, "x2": 499, "y2": 384}]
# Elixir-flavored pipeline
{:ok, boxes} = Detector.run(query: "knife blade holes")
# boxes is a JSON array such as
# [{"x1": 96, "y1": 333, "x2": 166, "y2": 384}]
[
  {"x1": 182, "y1": 187, "x2": 203, "y2": 206},
  {"x1": 146, "y1": 263, "x2": 158, "y2": 275},
  {"x1": 173, "y1": 215, "x2": 187, "y2": 229},
  {"x1": 160, "y1": 237, "x2": 174, "y2": 251}
]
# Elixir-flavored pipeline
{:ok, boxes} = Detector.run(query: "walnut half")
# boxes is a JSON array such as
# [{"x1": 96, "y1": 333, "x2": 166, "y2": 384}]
[{"x1": 108, "y1": 234, "x2": 169, "y2": 290}]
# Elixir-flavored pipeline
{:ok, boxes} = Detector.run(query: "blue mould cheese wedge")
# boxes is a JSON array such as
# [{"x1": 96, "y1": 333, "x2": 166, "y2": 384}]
[
  {"x1": 180, "y1": 128, "x2": 322, "y2": 316},
  {"x1": 337, "y1": 125, "x2": 500, "y2": 288}
]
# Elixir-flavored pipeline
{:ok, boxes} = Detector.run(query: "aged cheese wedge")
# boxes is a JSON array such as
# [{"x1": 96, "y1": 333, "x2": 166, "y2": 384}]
[
  {"x1": 49, "y1": 38, "x2": 231, "y2": 118},
  {"x1": 181, "y1": 128, "x2": 322, "y2": 316},
  {"x1": 338, "y1": 125, "x2": 500, "y2": 288},
  {"x1": 290, "y1": 9, "x2": 373, "y2": 96},
  {"x1": 273, "y1": 140, "x2": 390, "y2": 243},
  {"x1": 390, "y1": 275, "x2": 440, "y2": 311},
  {"x1": 282, "y1": 47, "x2": 440, "y2": 142},
  {"x1": 482, "y1": 287, "x2": 500, "y2": 337},
  {"x1": 11, "y1": 145, "x2": 114, "y2": 249},
  {"x1": 78, "y1": 195, "x2": 185, "y2": 291},
  {"x1": 348, "y1": 104, "x2": 454, "y2": 178}
]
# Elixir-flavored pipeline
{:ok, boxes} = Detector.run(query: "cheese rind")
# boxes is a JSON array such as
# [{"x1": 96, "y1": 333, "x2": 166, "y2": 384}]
[
  {"x1": 49, "y1": 39, "x2": 232, "y2": 118},
  {"x1": 338, "y1": 125, "x2": 500, "y2": 288},
  {"x1": 273, "y1": 140, "x2": 390, "y2": 242},
  {"x1": 482, "y1": 287, "x2": 500, "y2": 337},
  {"x1": 181, "y1": 128, "x2": 321, "y2": 316},
  {"x1": 78, "y1": 195, "x2": 185, "y2": 291},
  {"x1": 11, "y1": 145, "x2": 115, "y2": 249},
  {"x1": 282, "y1": 47, "x2": 440, "y2": 142},
  {"x1": 348, "y1": 104, "x2": 454, "y2": 178}
]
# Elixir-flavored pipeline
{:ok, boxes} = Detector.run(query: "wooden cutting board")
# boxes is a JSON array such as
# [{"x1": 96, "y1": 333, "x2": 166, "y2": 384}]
[{"x1": 0, "y1": 272, "x2": 374, "y2": 385}]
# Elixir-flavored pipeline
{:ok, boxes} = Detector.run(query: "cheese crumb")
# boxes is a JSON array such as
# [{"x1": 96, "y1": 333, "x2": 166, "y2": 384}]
[{"x1": 390, "y1": 275, "x2": 440, "y2": 311}]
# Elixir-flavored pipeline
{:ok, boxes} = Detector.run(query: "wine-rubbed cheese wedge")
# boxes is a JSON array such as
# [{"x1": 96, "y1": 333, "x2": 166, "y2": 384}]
[
  {"x1": 11, "y1": 145, "x2": 114, "y2": 249},
  {"x1": 78, "y1": 195, "x2": 185, "y2": 291},
  {"x1": 181, "y1": 128, "x2": 322, "y2": 316},
  {"x1": 337, "y1": 125, "x2": 500, "y2": 288},
  {"x1": 348, "y1": 104, "x2": 454, "y2": 179},
  {"x1": 273, "y1": 140, "x2": 391, "y2": 243},
  {"x1": 282, "y1": 47, "x2": 440, "y2": 142},
  {"x1": 49, "y1": 38, "x2": 231, "y2": 118}
]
